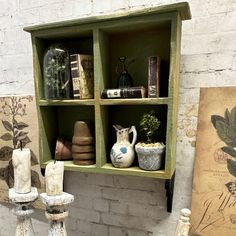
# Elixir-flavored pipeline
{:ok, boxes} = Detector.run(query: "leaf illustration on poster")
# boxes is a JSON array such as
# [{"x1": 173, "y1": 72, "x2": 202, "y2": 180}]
[
  {"x1": 191, "y1": 88, "x2": 236, "y2": 236},
  {"x1": 0, "y1": 96, "x2": 43, "y2": 202},
  {"x1": 211, "y1": 106, "x2": 236, "y2": 200}
]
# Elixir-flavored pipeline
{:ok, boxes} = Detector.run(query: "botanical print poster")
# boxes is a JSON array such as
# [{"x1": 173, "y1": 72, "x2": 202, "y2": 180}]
[
  {"x1": 0, "y1": 95, "x2": 45, "y2": 206},
  {"x1": 191, "y1": 87, "x2": 236, "y2": 236}
]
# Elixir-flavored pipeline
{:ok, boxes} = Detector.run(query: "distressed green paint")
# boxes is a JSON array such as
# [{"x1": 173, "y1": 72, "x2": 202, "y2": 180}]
[{"x1": 25, "y1": 2, "x2": 191, "y2": 179}]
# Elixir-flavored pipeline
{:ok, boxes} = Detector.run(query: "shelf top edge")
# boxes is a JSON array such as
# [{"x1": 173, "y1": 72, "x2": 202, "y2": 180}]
[{"x1": 24, "y1": 2, "x2": 191, "y2": 33}]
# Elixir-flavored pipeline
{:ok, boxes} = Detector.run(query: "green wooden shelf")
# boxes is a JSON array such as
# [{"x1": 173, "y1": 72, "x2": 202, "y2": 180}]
[
  {"x1": 39, "y1": 99, "x2": 95, "y2": 106},
  {"x1": 41, "y1": 160, "x2": 168, "y2": 179},
  {"x1": 99, "y1": 97, "x2": 169, "y2": 105},
  {"x1": 25, "y1": 2, "x2": 191, "y2": 183}
]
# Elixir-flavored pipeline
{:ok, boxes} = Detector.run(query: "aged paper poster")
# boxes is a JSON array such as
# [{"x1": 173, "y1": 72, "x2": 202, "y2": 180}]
[
  {"x1": 191, "y1": 87, "x2": 236, "y2": 236},
  {"x1": 0, "y1": 95, "x2": 45, "y2": 207}
]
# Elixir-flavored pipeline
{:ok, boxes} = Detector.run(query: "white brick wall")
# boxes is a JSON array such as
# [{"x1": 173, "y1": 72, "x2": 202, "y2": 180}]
[{"x1": 0, "y1": 0, "x2": 236, "y2": 235}]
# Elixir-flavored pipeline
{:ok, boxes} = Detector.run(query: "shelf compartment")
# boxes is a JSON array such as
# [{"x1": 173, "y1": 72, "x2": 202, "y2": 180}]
[
  {"x1": 98, "y1": 104, "x2": 168, "y2": 169},
  {"x1": 33, "y1": 31, "x2": 94, "y2": 100},
  {"x1": 39, "y1": 105, "x2": 95, "y2": 163},
  {"x1": 96, "y1": 17, "x2": 171, "y2": 98},
  {"x1": 39, "y1": 99, "x2": 95, "y2": 106},
  {"x1": 99, "y1": 97, "x2": 169, "y2": 105}
]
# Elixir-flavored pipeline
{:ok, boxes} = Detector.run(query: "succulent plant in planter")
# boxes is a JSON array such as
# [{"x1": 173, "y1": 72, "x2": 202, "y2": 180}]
[{"x1": 135, "y1": 110, "x2": 165, "y2": 171}]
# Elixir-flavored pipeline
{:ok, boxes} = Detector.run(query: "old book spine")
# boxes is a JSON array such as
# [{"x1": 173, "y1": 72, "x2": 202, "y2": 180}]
[
  {"x1": 101, "y1": 87, "x2": 146, "y2": 99},
  {"x1": 70, "y1": 54, "x2": 94, "y2": 99},
  {"x1": 148, "y1": 56, "x2": 161, "y2": 98},
  {"x1": 70, "y1": 54, "x2": 81, "y2": 99}
]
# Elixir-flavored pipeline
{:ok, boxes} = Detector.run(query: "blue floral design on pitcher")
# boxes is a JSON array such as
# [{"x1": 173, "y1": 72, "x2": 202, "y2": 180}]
[{"x1": 120, "y1": 147, "x2": 127, "y2": 154}]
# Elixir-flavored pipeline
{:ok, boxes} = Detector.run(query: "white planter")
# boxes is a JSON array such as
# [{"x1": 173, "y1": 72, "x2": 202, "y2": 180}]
[{"x1": 135, "y1": 143, "x2": 165, "y2": 171}]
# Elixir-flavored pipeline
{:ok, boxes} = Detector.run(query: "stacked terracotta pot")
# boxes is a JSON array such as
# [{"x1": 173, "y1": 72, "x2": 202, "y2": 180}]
[{"x1": 72, "y1": 121, "x2": 95, "y2": 165}]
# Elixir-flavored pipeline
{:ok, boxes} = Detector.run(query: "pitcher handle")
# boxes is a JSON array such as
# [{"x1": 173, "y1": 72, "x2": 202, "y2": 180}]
[{"x1": 129, "y1": 126, "x2": 137, "y2": 147}]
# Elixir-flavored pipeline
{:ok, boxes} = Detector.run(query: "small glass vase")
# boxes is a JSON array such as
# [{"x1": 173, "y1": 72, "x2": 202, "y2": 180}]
[{"x1": 43, "y1": 44, "x2": 72, "y2": 99}]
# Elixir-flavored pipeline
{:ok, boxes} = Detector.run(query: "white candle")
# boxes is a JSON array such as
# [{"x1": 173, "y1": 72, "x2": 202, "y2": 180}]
[
  {"x1": 12, "y1": 148, "x2": 31, "y2": 194},
  {"x1": 45, "y1": 161, "x2": 64, "y2": 196}
]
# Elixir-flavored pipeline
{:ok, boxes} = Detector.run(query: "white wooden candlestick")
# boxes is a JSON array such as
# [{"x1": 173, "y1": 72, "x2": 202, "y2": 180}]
[
  {"x1": 40, "y1": 192, "x2": 74, "y2": 236},
  {"x1": 9, "y1": 187, "x2": 38, "y2": 236},
  {"x1": 12, "y1": 148, "x2": 31, "y2": 193},
  {"x1": 175, "y1": 208, "x2": 191, "y2": 236},
  {"x1": 45, "y1": 161, "x2": 64, "y2": 196}
]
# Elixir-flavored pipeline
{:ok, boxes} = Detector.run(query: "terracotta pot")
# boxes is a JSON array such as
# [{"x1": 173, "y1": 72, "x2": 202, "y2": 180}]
[
  {"x1": 73, "y1": 159, "x2": 95, "y2": 165},
  {"x1": 72, "y1": 145, "x2": 95, "y2": 153},
  {"x1": 72, "y1": 136, "x2": 94, "y2": 145},
  {"x1": 55, "y1": 138, "x2": 72, "y2": 160},
  {"x1": 72, "y1": 152, "x2": 95, "y2": 160}
]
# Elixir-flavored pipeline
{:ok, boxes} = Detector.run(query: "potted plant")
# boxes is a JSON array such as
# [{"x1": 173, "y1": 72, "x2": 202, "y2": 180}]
[{"x1": 135, "y1": 110, "x2": 165, "y2": 171}]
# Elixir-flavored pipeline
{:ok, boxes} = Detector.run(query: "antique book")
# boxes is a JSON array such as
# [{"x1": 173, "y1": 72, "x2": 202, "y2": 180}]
[
  {"x1": 148, "y1": 56, "x2": 160, "y2": 98},
  {"x1": 101, "y1": 86, "x2": 146, "y2": 99},
  {"x1": 70, "y1": 54, "x2": 94, "y2": 99}
]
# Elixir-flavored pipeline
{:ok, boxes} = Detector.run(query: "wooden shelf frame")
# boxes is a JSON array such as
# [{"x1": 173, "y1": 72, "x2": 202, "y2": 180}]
[{"x1": 25, "y1": 2, "x2": 191, "y2": 182}]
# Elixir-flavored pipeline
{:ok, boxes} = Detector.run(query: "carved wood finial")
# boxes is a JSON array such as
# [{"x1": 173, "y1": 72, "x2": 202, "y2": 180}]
[{"x1": 175, "y1": 208, "x2": 191, "y2": 236}]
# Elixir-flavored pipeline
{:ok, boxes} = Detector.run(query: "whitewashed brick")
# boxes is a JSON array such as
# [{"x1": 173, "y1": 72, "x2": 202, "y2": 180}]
[
  {"x1": 110, "y1": 201, "x2": 165, "y2": 219},
  {"x1": 102, "y1": 187, "x2": 163, "y2": 205},
  {"x1": 87, "y1": 173, "x2": 114, "y2": 187},
  {"x1": 19, "y1": 0, "x2": 44, "y2": 10},
  {"x1": 39, "y1": 4, "x2": 60, "y2": 23},
  {"x1": 181, "y1": 34, "x2": 221, "y2": 55},
  {"x1": 208, "y1": 0, "x2": 229, "y2": 14},
  {"x1": 16, "y1": 9, "x2": 40, "y2": 26},
  {"x1": 218, "y1": 11, "x2": 236, "y2": 32},
  {"x1": 76, "y1": 220, "x2": 93, "y2": 233},
  {"x1": 233, "y1": 54, "x2": 236, "y2": 70},
  {"x1": 187, "y1": 0, "x2": 208, "y2": 17},
  {"x1": 101, "y1": 212, "x2": 158, "y2": 231},
  {"x1": 178, "y1": 88, "x2": 200, "y2": 105},
  {"x1": 93, "y1": 198, "x2": 109, "y2": 212},
  {"x1": 218, "y1": 31, "x2": 236, "y2": 51},
  {"x1": 113, "y1": 175, "x2": 160, "y2": 192},
  {"x1": 194, "y1": 16, "x2": 218, "y2": 35},
  {"x1": 71, "y1": 208, "x2": 100, "y2": 223},
  {"x1": 208, "y1": 52, "x2": 233, "y2": 71},
  {"x1": 93, "y1": 0, "x2": 111, "y2": 14},
  {"x1": 0, "y1": 0, "x2": 17, "y2": 17},
  {"x1": 181, "y1": 54, "x2": 208, "y2": 73},
  {"x1": 72, "y1": 0, "x2": 92, "y2": 17},
  {"x1": 66, "y1": 217, "x2": 78, "y2": 231},
  {"x1": 91, "y1": 223, "x2": 109, "y2": 236},
  {"x1": 109, "y1": 226, "x2": 151, "y2": 236},
  {"x1": 111, "y1": 0, "x2": 127, "y2": 11},
  {"x1": 74, "y1": 195, "x2": 93, "y2": 209},
  {"x1": 182, "y1": 19, "x2": 194, "y2": 36},
  {"x1": 180, "y1": 70, "x2": 236, "y2": 89}
]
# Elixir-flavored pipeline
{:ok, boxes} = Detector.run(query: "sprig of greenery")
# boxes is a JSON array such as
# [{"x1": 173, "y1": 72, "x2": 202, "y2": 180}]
[{"x1": 139, "y1": 110, "x2": 160, "y2": 143}]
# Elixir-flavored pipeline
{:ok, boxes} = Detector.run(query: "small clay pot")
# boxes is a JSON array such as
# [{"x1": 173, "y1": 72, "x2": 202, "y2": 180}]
[
  {"x1": 55, "y1": 138, "x2": 72, "y2": 160},
  {"x1": 73, "y1": 121, "x2": 93, "y2": 138},
  {"x1": 72, "y1": 152, "x2": 95, "y2": 160},
  {"x1": 72, "y1": 136, "x2": 94, "y2": 145},
  {"x1": 72, "y1": 144, "x2": 95, "y2": 153},
  {"x1": 73, "y1": 159, "x2": 95, "y2": 165}
]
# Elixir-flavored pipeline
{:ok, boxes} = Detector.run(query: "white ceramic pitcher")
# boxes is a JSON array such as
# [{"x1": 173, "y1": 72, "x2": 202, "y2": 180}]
[{"x1": 110, "y1": 125, "x2": 137, "y2": 168}]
